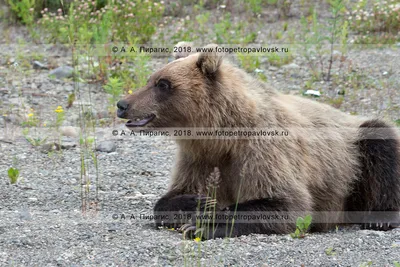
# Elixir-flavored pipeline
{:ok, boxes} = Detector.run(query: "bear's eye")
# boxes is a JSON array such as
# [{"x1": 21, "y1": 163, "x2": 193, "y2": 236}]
[{"x1": 156, "y1": 79, "x2": 171, "y2": 91}]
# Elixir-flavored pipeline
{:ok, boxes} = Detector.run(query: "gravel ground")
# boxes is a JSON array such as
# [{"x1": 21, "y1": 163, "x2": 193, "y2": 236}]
[
  {"x1": 1, "y1": 129, "x2": 400, "y2": 267},
  {"x1": 1, "y1": 1, "x2": 400, "y2": 265}
]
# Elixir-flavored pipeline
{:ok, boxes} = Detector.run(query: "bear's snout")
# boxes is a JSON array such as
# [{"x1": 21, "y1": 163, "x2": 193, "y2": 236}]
[{"x1": 116, "y1": 100, "x2": 129, "y2": 118}]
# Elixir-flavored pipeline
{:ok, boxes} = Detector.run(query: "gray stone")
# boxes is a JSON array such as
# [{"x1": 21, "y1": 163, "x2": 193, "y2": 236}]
[
  {"x1": 61, "y1": 142, "x2": 77, "y2": 150},
  {"x1": 68, "y1": 114, "x2": 80, "y2": 125},
  {"x1": 288, "y1": 85, "x2": 301, "y2": 91},
  {"x1": 359, "y1": 230, "x2": 385, "y2": 237},
  {"x1": 60, "y1": 126, "x2": 79, "y2": 138},
  {"x1": 32, "y1": 61, "x2": 48, "y2": 70},
  {"x1": 49, "y1": 66, "x2": 74, "y2": 79},
  {"x1": 282, "y1": 63, "x2": 300, "y2": 70},
  {"x1": 0, "y1": 88, "x2": 9, "y2": 95},
  {"x1": 96, "y1": 141, "x2": 117, "y2": 153},
  {"x1": 74, "y1": 101, "x2": 93, "y2": 106},
  {"x1": 261, "y1": 9, "x2": 280, "y2": 23},
  {"x1": 9, "y1": 98, "x2": 21, "y2": 105},
  {"x1": 332, "y1": 50, "x2": 341, "y2": 56},
  {"x1": 4, "y1": 114, "x2": 23, "y2": 125},
  {"x1": 18, "y1": 207, "x2": 32, "y2": 221},
  {"x1": 290, "y1": 73, "x2": 303, "y2": 79},
  {"x1": 64, "y1": 85, "x2": 74, "y2": 92}
]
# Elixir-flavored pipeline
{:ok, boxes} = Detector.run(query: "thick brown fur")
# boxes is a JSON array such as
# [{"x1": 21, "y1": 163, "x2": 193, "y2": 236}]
[{"x1": 117, "y1": 44, "x2": 400, "y2": 239}]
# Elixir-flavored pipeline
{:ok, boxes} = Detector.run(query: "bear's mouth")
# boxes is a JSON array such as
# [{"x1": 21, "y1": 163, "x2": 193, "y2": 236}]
[{"x1": 126, "y1": 113, "x2": 156, "y2": 127}]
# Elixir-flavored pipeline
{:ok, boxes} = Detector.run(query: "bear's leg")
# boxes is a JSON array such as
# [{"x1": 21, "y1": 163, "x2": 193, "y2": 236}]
[
  {"x1": 153, "y1": 191, "x2": 213, "y2": 229},
  {"x1": 346, "y1": 119, "x2": 400, "y2": 230},
  {"x1": 181, "y1": 197, "x2": 303, "y2": 240}
]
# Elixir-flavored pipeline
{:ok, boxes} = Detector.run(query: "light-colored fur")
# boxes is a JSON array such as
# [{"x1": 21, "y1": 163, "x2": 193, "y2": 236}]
[
  {"x1": 122, "y1": 44, "x2": 399, "y2": 232},
  {"x1": 169, "y1": 58, "x2": 365, "y2": 229}
]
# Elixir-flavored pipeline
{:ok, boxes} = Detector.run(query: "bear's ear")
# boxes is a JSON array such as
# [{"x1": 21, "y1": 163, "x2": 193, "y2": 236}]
[
  {"x1": 197, "y1": 44, "x2": 223, "y2": 76},
  {"x1": 173, "y1": 41, "x2": 194, "y2": 60}
]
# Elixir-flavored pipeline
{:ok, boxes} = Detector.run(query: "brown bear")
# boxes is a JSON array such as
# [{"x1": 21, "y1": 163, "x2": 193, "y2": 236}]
[{"x1": 117, "y1": 43, "x2": 400, "y2": 239}]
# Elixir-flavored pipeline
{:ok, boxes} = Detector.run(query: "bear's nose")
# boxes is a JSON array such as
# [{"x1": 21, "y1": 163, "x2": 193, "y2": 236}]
[
  {"x1": 117, "y1": 100, "x2": 129, "y2": 111},
  {"x1": 117, "y1": 100, "x2": 129, "y2": 118}
]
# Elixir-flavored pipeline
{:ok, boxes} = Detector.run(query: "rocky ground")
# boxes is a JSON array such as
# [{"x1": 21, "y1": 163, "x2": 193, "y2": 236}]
[
  {"x1": 1, "y1": 135, "x2": 400, "y2": 267},
  {"x1": 1, "y1": 1, "x2": 400, "y2": 266}
]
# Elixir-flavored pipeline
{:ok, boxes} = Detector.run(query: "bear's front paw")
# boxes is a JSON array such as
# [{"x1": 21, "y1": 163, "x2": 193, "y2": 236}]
[
  {"x1": 360, "y1": 212, "x2": 400, "y2": 231},
  {"x1": 361, "y1": 222, "x2": 400, "y2": 231},
  {"x1": 154, "y1": 194, "x2": 217, "y2": 230},
  {"x1": 179, "y1": 221, "x2": 226, "y2": 240}
]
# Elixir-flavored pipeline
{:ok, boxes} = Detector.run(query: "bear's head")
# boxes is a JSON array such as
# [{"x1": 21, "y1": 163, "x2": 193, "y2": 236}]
[{"x1": 117, "y1": 44, "x2": 256, "y2": 129}]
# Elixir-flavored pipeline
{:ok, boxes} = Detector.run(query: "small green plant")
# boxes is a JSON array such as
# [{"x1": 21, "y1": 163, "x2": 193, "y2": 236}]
[
  {"x1": 204, "y1": 167, "x2": 220, "y2": 240},
  {"x1": 256, "y1": 72, "x2": 268, "y2": 82},
  {"x1": 79, "y1": 136, "x2": 95, "y2": 148},
  {"x1": 325, "y1": 247, "x2": 337, "y2": 256},
  {"x1": 170, "y1": 18, "x2": 196, "y2": 43},
  {"x1": 275, "y1": 31, "x2": 283, "y2": 40},
  {"x1": 7, "y1": 0, "x2": 35, "y2": 24},
  {"x1": 54, "y1": 106, "x2": 65, "y2": 128},
  {"x1": 109, "y1": 39, "x2": 151, "y2": 93},
  {"x1": 300, "y1": 0, "x2": 349, "y2": 82},
  {"x1": 6, "y1": 0, "x2": 40, "y2": 40},
  {"x1": 394, "y1": 119, "x2": 400, "y2": 127},
  {"x1": 39, "y1": 0, "x2": 164, "y2": 44},
  {"x1": 267, "y1": 51, "x2": 293, "y2": 67},
  {"x1": 104, "y1": 77, "x2": 124, "y2": 115},
  {"x1": 290, "y1": 214, "x2": 312, "y2": 238},
  {"x1": 215, "y1": 13, "x2": 233, "y2": 44},
  {"x1": 195, "y1": 12, "x2": 211, "y2": 35},
  {"x1": 287, "y1": 29, "x2": 295, "y2": 43},
  {"x1": 26, "y1": 136, "x2": 48, "y2": 146},
  {"x1": 108, "y1": 0, "x2": 164, "y2": 43},
  {"x1": 300, "y1": 10, "x2": 323, "y2": 76},
  {"x1": 304, "y1": 80, "x2": 314, "y2": 89},
  {"x1": 22, "y1": 110, "x2": 39, "y2": 127},
  {"x1": 7, "y1": 167, "x2": 20, "y2": 184},
  {"x1": 51, "y1": 105, "x2": 65, "y2": 152},
  {"x1": 327, "y1": 96, "x2": 344, "y2": 109},
  {"x1": 394, "y1": 261, "x2": 400, "y2": 267},
  {"x1": 246, "y1": 0, "x2": 262, "y2": 14},
  {"x1": 183, "y1": 167, "x2": 220, "y2": 241},
  {"x1": 237, "y1": 53, "x2": 260, "y2": 73},
  {"x1": 283, "y1": 22, "x2": 288, "y2": 31},
  {"x1": 325, "y1": 0, "x2": 346, "y2": 81},
  {"x1": 23, "y1": 128, "x2": 48, "y2": 147},
  {"x1": 130, "y1": 44, "x2": 152, "y2": 89},
  {"x1": 360, "y1": 261, "x2": 373, "y2": 267},
  {"x1": 214, "y1": 13, "x2": 257, "y2": 44},
  {"x1": 67, "y1": 93, "x2": 75, "y2": 108}
]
